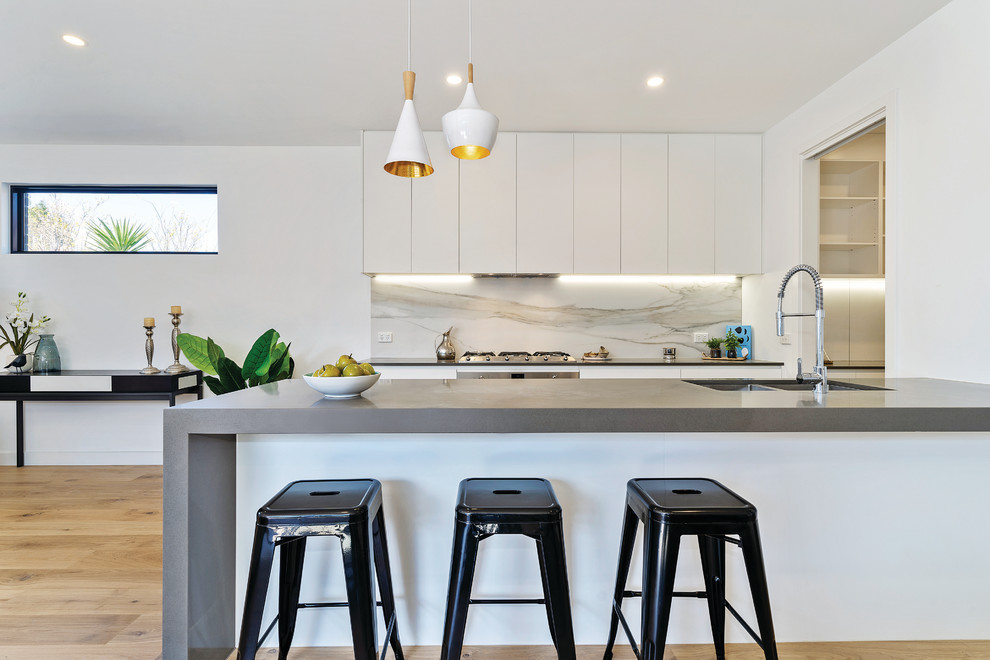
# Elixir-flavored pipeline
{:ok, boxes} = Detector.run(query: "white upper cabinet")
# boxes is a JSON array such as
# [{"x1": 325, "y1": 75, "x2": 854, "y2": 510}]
[
  {"x1": 715, "y1": 134, "x2": 762, "y2": 274},
  {"x1": 412, "y1": 133, "x2": 459, "y2": 273},
  {"x1": 516, "y1": 133, "x2": 574, "y2": 273},
  {"x1": 620, "y1": 134, "x2": 669, "y2": 273},
  {"x1": 668, "y1": 134, "x2": 716, "y2": 273},
  {"x1": 363, "y1": 131, "x2": 762, "y2": 275},
  {"x1": 574, "y1": 134, "x2": 621, "y2": 273},
  {"x1": 363, "y1": 131, "x2": 411, "y2": 273},
  {"x1": 460, "y1": 133, "x2": 517, "y2": 273}
]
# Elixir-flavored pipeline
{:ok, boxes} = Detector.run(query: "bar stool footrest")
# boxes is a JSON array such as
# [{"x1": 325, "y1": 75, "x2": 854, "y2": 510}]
[{"x1": 468, "y1": 597, "x2": 546, "y2": 605}]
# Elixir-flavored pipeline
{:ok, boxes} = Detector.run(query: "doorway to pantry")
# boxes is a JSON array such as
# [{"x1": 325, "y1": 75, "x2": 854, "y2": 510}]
[{"x1": 815, "y1": 122, "x2": 886, "y2": 374}]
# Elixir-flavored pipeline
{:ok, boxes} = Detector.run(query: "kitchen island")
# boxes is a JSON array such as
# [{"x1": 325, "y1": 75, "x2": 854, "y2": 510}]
[{"x1": 164, "y1": 377, "x2": 990, "y2": 659}]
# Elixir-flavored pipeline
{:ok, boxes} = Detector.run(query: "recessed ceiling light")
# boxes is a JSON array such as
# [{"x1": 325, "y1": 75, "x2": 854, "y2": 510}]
[
  {"x1": 61, "y1": 34, "x2": 87, "y2": 47},
  {"x1": 646, "y1": 76, "x2": 664, "y2": 88},
  {"x1": 446, "y1": 74, "x2": 463, "y2": 85}
]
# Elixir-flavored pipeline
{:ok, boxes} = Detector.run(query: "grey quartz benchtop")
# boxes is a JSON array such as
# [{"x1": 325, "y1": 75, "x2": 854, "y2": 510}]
[
  {"x1": 165, "y1": 377, "x2": 990, "y2": 434},
  {"x1": 369, "y1": 357, "x2": 785, "y2": 367}
]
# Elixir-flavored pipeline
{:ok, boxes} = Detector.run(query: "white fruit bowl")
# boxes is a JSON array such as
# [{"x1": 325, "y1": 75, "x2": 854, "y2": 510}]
[{"x1": 303, "y1": 372, "x2": 381, "y2": 399}]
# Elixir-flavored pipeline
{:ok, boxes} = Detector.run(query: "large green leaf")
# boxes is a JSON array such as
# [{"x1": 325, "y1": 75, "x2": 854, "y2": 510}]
[
  {"x1": 203, "y1": 375, "x2": 224, "y2": 395},
  {"x1": 216, "y1": 356, "x2": 247, "y2": 393},
  {"x1": 242, "y1": 329, "x2": 278, "y2": 379},
  {"x1": 176, "y1": 333, "x2": 218, "y2": 375},
  {"x1": 267, "y1": 342, "x2": 291, "y2": 382},
  {"x1": 206, "y1": 338, "x2": 226, "y2": 375}
]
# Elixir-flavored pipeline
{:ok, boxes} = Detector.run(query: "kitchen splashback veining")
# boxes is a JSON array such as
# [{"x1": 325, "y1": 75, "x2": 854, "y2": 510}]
[{"x1": 371, "y1": 278, "x2": 742, "y2": 358}]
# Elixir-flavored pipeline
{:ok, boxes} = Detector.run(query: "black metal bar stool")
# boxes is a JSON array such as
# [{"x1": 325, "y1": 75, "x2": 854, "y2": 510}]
[
  {"x1": 603, "y1": 478, "x2": 778, "y2": 660},
  {"x1": 237, "y1": 479, "x2": 403, "y2": 660},
  {"x1": 440, "y1": 478, "x2": 577, "y2": 660}
]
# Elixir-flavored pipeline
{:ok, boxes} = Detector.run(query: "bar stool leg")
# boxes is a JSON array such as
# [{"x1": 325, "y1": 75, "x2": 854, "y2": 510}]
[
  {"x1": 440, "y1": 522, "x2": 480, "y2": 660},
  {"x1": 603, "y1": 503, "x2": 639, "y2": 660},
  {"x1": 698, "y1": 534, "x2": 727, "y2": 660},
  {"x1": 372, "y1": 506, "x2": 404, "y2": 660},
  {"x1": 237, "y1": 525, "x2": 277, "y2": 660},
  {"x1": 277, "y1": 536, "x2": 307, "y2": 660},
  {"x1": 641, "y1": 521, "x2": 680, "y2": 660},
  {"x1": 536, "y1": 538, "x2": 558, "y2": 649},
  {"x1": 538, "y1": 523, "x2": 578, "y2": 660},
  {"x1": 740, "y1": 522, "x2": 779, "y2": 660},
  {"x1": 341, "y1": 519, "x2": 379, "y2": 660}
]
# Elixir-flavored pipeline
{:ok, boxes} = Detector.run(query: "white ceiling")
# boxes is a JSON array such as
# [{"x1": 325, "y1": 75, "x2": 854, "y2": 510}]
[{"x1": 0, "y1": 0, "x2": 950, "y2": 146}]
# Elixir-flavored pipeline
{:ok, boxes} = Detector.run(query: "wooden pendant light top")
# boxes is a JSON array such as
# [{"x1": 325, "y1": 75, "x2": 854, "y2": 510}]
[{"x1": 403, "y1": 70, "x2": 416, "y2": 100}]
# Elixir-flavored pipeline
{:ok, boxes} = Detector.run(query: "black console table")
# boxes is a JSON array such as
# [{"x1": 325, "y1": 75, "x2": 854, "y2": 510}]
[{"x1": 0, "y1": 370, "x2": 203, "y2": 467}]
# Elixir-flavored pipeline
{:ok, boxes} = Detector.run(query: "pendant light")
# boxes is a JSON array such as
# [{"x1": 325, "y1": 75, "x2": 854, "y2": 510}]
[
  {"x1": 442, "y1": 0, "x2": 498, "y2": 159},
  {"x1": 384, "y1": 0, "x2": 434, "y2": 177}
]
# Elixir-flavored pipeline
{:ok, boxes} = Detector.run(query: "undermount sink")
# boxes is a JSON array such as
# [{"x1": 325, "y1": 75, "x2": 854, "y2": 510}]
[{"x1": 685, "y1": 379, "x2": 890, "y2": 392}]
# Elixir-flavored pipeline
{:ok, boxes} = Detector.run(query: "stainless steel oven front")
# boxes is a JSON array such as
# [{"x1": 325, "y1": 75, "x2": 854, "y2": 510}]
[{"x1": 455, "y1": 370, "x2": 580, "y2": 379}]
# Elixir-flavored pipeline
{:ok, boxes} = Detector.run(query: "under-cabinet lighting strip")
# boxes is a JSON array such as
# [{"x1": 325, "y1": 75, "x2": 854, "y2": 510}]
[
  {"x1": 559, "y1": 275, "x2": 738, "y2": 284},
  {"x1": 372, "y1": 274, "x2": 740, "y2": 284}
]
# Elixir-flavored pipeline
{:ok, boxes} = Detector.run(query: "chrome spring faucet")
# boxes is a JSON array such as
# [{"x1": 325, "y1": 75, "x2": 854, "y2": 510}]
[{"x1": 777, "y1": 264, "x2": 828, "y2": 394}]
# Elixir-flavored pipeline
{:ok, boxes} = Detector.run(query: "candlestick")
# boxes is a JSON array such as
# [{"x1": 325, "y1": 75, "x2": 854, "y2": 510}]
[
  {"x1": 165, "y1": 310, "x2": 190, "y2": 374},
  {"x1": 140, "y1": 322, "x2": 161, "y2": 375}
]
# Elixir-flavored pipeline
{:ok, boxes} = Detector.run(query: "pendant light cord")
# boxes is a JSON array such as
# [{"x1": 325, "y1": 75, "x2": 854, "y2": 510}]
[
  {"x1": 407, "y1": 0, "x2": 412, "y2": 70},
  {"x1": 468, "y1": 0, "x2": 473, "y2": 64}
]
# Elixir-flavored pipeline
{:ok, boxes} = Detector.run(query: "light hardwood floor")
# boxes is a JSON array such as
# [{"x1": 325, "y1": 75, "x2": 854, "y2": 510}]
[{"x1": 1, "y1": 466, "x2": 987, "y2": 660}]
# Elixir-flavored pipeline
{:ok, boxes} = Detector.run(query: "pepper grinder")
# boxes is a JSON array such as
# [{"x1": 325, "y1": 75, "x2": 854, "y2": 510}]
[
  {"x1": 165, "y1": 306, "x2": 190, "y2": 374},
  {"x1": 140, "y1": 318, "x2": 161, "y2": 375}
]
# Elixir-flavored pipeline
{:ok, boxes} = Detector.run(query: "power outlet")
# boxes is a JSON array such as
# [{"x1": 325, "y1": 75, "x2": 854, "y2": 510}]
[
  {"x1": 693, "y1": 332, "x2": 709, "y2": 343},
  {"x1": 377, "y1": 331, "x2": 393, "y2": 343},
  {"x1": 779, "y1": 334, "x2": 792, "y2": 345}
]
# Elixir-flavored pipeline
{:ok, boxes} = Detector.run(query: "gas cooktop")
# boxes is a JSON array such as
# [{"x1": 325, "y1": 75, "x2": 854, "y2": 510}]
[{"x1": 458, "y1": 351, "x2": 576, "y2": 363}]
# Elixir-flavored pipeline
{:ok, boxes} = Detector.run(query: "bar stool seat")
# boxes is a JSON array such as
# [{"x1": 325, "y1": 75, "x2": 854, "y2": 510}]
[
  {"x1": 237, "y1": 479, "x2": 403, "y2": 660},
  {"x1": 440, "y1": 478, "x2": 577, "y2": 660},
  {"x1": 604, "y1": 478, "x2": 778, "y2": 660}
]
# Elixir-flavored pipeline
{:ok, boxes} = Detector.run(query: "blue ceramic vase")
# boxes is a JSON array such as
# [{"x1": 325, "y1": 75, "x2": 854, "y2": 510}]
[{"x1": 33, "y1": 334, "x2": 61, "y2": 373}]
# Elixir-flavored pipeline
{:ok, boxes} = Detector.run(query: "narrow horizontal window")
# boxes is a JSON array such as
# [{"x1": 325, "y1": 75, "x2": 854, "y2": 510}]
[{"x1": 10, "y1": 185, "x2": 218, "y2": 253}]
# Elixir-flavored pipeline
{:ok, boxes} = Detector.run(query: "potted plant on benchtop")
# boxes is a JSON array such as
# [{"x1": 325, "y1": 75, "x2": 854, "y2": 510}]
[
  {"x1": 176, "y1": 328, "x2": 294, "y2": 395},
  {"x1": 723, "y1": 329, "x2": 742, "y2": 359},
  {"x1": 705, "y1": 336, "x2": 723, "y2": 358},
  {"x1": 1, "y1": 292, "x2": 51, "y2": 373}
]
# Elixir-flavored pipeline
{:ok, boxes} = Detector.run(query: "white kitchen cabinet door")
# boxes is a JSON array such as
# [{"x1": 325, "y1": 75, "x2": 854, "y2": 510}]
[
  {"x1": 363, "y1": 131, "x2": 411, "y2": 273},
  {"x1": 517, "y1": 133, "x2": 574, "y2": 273},
  {"x1": 668, "y1": 134, "x2": 715, "y2": 274},
  {"x1": 715, "y1": 134, "x2": 763, "y2": 274},
  {"x1": 620, "y1": 134, "x2": 668, "y2": 273},
  {"x1": 574, "y1": 134, "x2": 621, "y2": 273},
  {"x1": 579, "y1": 366, "x2": 681, "y2": 378},
  {"x1": 460, "y1": 133, "x2": 516, "y2": 273},
  {"x1": 412, "y1": 132, "x2": 459, "y2": 273}
]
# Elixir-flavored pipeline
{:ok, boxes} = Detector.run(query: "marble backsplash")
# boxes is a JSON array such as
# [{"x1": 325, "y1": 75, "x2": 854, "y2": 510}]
[{"x1": 370, "y1": 277, "x2": 742, "y2": 359}]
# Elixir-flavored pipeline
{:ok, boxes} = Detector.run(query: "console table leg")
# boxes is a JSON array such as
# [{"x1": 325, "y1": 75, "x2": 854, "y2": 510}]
[{"x1": 15, "y1": 400, "x2": 24, "y2": 467}]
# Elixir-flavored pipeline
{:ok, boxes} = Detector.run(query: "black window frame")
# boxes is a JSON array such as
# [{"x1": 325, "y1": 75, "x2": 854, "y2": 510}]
[{"x1": 10, "y1": 184, "x2": 219, "y2": 254}]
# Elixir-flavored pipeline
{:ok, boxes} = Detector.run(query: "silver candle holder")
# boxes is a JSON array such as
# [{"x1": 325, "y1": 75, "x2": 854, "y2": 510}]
[
  {"x1": 165, "y1": 309, "x2": 190, "y2": 374},
  {"x1": 140, "y1": 320, "x2": 161, "y2": 375}
]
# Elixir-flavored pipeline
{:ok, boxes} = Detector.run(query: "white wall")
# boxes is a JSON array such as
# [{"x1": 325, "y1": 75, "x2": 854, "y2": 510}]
[
  {"x1": 756, "y1": 0, "x2": 990, "y2": 383},
  {"x1": 0, "y1": 145, "x2": 369, "y2": 464}
]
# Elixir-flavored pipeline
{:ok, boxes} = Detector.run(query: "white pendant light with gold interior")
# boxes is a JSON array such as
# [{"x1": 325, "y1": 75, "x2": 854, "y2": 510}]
[
  {"x1": 442, "y1": 0, "x2": 498, "y2": 159},
  {"x1": 384, "y1": 0, "x2": 434, "y2": 177}
]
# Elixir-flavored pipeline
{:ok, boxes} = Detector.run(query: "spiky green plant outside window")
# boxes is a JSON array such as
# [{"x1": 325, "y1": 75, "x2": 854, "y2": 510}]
[{"x1": 85, "y1": 216, "x2": 152, "y2": 252}]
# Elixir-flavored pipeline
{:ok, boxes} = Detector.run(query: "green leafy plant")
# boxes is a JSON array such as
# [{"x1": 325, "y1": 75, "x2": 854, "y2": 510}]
[
  {"x1": 704, "y1": 336, "x2": 723, "y2": 350},
  {"x1": 1, "y1": 292, "x2": 51, "y2": 355},
  {"x1": 85, "y1": 216, "x2": 152, "y2": 252},
  {"x1": 723, "y1": 329, "x2": 742, "y2": 352},
  {"x1": 176, "y1": 328, "x2": 294, "y2": 395}
]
